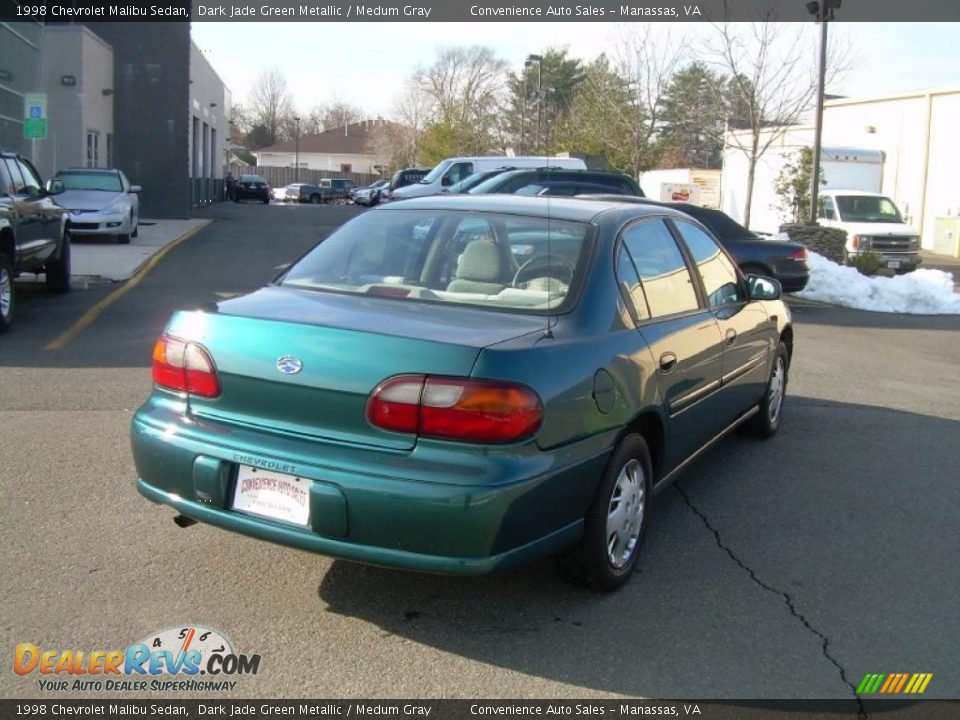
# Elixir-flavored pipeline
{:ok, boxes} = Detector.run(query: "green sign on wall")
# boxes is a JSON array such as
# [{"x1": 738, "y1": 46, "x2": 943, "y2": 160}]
[{"x1": 24, "y1": 93, "x2": 47, "y2": 140}]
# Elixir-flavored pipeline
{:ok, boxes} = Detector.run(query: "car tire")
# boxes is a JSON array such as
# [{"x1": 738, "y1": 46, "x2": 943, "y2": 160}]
[
  {"x1": 310, "y1": 194, "x2": 321, "y2": 204},
  {"x1": 45, "y1": 230, "x2": 71, "y2": 294},
  {"x1": 744, "y1": 341, "x2": 789, "y2": 439},
  {"x1": 0, "y1": 251, "x2": 14, "y2": 333},
  {"x1": 131, "y1": 217, "x2": 139, "y2": 238},
  {"x1": 559, "y1": 433, "x2": 653, "y2": 592},
  {"x1": 262, "y1": 197, "x2": 269, "y2": 205},
  {"x1": 117, "y1": 232, "x2": 131, "y2": 245}
]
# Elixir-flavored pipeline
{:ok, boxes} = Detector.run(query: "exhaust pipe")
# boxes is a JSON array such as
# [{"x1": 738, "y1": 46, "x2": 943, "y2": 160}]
[{"x1": 173, "y1": 514, "x2": 198, "y2": 528}]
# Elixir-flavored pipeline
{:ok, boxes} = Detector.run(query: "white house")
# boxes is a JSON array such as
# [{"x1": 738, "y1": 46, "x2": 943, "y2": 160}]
[{"x1": 255, "y1": 119, "x2": 392, "y2": 174}]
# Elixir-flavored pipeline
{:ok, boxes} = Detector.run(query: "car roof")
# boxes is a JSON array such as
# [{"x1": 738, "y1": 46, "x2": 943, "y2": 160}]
[{"x1": 376, "y1": 193, "x2": 687, "y2": 223}]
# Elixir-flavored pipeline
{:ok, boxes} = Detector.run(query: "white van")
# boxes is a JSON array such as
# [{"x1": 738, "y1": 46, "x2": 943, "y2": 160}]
[
  {"x1": 817, "y1": 190, "x2": 921, "y2": 273},
  {"x1": 391, "y1": 156, "x2": 587, "y2": 200}
]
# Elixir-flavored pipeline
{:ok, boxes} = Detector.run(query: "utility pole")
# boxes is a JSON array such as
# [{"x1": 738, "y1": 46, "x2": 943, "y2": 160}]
[
  {"x1": 807, "y1": 0, "x2": 840, "y2": 225},
  {"x1": 294, "y1": 116, "x2": 301, "y2": 182},
  {"x1": 526, "y1": 54, "x2": 543, "y2": 156}
]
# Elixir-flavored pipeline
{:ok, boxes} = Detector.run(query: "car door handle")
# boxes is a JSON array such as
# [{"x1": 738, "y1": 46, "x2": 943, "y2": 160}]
[
  {"x1": 725, "y1": 328, "x2": 737, "y2": 346},
  {"x1": 659, "y1": 352, "x2": 677, "y2": 373}
]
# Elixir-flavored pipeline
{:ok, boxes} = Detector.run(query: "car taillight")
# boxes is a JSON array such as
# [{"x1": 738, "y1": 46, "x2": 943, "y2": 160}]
[
  {"x1": 366, "y1": 375, "x2": 543, "y2": 443},
  {"x1": 790, "y1": 247, "x2": 808, "y2": 261},
  {"x1": 151, "y1": 334, "x2": 220, "y2": 398}
]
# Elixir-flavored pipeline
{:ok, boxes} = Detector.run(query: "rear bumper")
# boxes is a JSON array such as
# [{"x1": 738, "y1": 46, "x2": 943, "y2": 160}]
[{"x1": 131, "y1": 404, "x2": 609, "y2": 575}]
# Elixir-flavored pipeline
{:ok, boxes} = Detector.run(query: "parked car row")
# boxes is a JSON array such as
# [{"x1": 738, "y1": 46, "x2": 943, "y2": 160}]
[
  {"x1": 372, "y1": 155, "x2": 808, "y2": 292},
  {"x1": 1, "y1": 148, "x2": 150, "y2": 332}
]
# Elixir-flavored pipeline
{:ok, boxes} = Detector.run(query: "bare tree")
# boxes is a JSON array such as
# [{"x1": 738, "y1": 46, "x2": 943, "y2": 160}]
[
  {"x1": 614, "y1": 25, "x2": 689, "y2": 176},
  {"x1": 247, "y1": 68, "x2": 294, "y2": 147},
  {"x1": 317, "y1": 100, "x2": 364, "y2": 131},
  {"x1": 409, "y1": 46, "x2": 509, "y2": 155},
  {"x1": 705, "y1": 7, "x2": 853, "y2": 226}
]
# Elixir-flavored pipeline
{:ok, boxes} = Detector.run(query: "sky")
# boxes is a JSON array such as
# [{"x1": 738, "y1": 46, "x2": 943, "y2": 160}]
[{"x1": 190, "y1": 22, "x2": 960, "y2": 119}]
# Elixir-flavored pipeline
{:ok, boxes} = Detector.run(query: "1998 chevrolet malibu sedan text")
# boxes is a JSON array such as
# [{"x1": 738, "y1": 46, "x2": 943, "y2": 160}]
[{"x1": 131, "y1": 196, "x2": 792, "y2": 591}]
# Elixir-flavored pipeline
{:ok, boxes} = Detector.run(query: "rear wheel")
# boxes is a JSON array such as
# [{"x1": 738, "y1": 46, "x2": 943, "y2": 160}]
[
  {"x1": 310, "y1": 194, "x2": 321, "y2": 204},
  {"x1": 0, "y1": 251, "x2": 14, "y2": 333},
  {"x1": 744, "y1": 341, "x2": 789, "y2": 438},
  {"x1": 560, "y1": 434, "x2": 652, "y2": 592},
  {"x1": 45, "y1": 230, "x2": 71, "y2": 294}
]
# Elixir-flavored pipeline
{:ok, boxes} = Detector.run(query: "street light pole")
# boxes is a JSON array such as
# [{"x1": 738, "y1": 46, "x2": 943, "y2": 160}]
[
  {"x1": 526, "y1": 54, "x2": 543, "y2": 156},
  {"x1": 294, "y1": 116, "x2": 301, "y2": 182},
  {"x1": 807, "y1": 0, "x2": 840, "y2": 225}
]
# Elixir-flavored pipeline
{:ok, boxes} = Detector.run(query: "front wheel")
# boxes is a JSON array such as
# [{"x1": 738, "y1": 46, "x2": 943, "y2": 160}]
[
  {"x1": 560, "y1": 434, "x2": 653, "y2": 592},
  {"x1": 744, "y1": 341, "x2": 789, "y2": 438},
  {"x1": 0, "y1": 251, "x2": 14, "y2": 333},
  {"x1": 45, "y1": 230, "x2": 71, "y2": 293}
]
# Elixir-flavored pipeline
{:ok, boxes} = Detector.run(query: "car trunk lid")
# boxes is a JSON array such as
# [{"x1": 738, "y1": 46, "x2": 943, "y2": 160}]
[{"x1": 165, "y1": 286, "x2": 546, "y2": 451}]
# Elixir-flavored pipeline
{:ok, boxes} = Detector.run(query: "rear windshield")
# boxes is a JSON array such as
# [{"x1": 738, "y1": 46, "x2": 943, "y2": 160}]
[
  {"x1": 56, "y1": 171, "x2": 122, "y2": 192},
  {"x1": 282, "y1": 209, "x2": 592, "y2": 313},
  {"x1": 241, "y1": 175, "x2": 266, "y2": 183}
]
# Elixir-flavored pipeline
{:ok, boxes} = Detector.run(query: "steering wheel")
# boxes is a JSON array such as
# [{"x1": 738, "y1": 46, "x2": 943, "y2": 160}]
[{"x1": 512, "y1": 254, "x2": 576, "y2": 288}]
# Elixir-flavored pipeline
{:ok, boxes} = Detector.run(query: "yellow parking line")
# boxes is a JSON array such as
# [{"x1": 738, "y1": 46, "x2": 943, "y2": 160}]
[{"x1": 45, "y1": 220, "x2": 212, "y2": 351}]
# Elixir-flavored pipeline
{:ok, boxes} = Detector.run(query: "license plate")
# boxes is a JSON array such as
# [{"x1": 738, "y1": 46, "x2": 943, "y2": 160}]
[
  {"x1": 232, "y1": 465, "x2": 310, "y2": 526},
  {"x1": 887, "y1": 260, "x2": 901, "y2": 269}
]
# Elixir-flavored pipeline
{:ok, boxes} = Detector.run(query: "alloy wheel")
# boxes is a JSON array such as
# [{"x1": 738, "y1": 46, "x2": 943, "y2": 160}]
[
  {"x1": 768, "y1": 356, "x2": 785, "y2": 423},
  {"x1": 0, "y1": 265, "x2": 11, "y2": 320},
  {"x1": 606, "y1": 459, "x2": 646, "y2": 569}
]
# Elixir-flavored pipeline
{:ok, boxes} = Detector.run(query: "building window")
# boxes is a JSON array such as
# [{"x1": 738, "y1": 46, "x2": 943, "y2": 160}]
[
  {"x1": 106, "y1": 134, "x2": 114, "y2": 167},
  {"x1": 340, "y1": 163, "x2": 352, "y2": 173},
  {"x1": 86, "y1": 131, "x2": 100, "y2": 167}
]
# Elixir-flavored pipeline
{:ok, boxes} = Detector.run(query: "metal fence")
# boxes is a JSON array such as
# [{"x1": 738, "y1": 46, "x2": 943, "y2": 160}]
[
  {"x1": 190, "y1": 177, "x2": 225, "y2": 206},
  {"x1": 227, "y1": 164, "x2": 378, "y2": 188}
]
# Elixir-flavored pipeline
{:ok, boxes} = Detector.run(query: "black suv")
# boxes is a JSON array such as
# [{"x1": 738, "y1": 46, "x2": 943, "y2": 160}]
[
  {"x1": 1, "y1": 149, "x2": 71, "y2": 333},
  {"x1": 389, "y1": 167, "x2": 430, "y2": 192},
  {"x1": 467, "y1": 168, "x2": 643, "y2": 197}
]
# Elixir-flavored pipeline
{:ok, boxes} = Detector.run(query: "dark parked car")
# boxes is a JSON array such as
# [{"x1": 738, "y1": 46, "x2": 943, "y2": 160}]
[
  {"x1": 580, "y1": 196, "x2": 810, "y2": 292},
  {"x1": 132, "y1": 195, "x2": 793, "y2": 591},
  {"x1": 317, "y1": 178, "x2": 355, "y2": 203},
  {"x1": 468, "y1": 168, "x2": 644, "y2": 198},
  {"x1": 381, "y1": 167, "x2": 431, "y2": 201},
  {"x1": 234, "y1": 175, "x2": 271, "y2": 204},
  {"x1": 1, "y1": 149, "x2": 71, "y2": 332}
]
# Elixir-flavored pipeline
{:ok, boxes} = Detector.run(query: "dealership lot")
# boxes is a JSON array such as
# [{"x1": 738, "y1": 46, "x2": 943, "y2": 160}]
[{"x1": 1, "y1": 203, "x2": 957, "y2": 699}]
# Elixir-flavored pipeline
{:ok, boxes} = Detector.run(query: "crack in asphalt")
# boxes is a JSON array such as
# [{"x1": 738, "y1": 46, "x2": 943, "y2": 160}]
[{"x1": 674, "y1": 483, "x2": 867, "y2": 719}]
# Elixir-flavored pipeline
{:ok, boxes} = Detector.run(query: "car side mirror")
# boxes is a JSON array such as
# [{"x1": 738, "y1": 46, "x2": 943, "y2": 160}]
[
  {"x1": 129, "y1": 185, "x2": 142, "y2": 194},
  {"x1": 46, "y1": 180, "x2": 65, "y2": 195},
  {"x1": 747, "y1": 274, "x2": 782, "y2": 301}
]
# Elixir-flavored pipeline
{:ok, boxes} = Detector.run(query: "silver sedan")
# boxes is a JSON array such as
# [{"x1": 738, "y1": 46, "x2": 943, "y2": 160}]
[{"x1": 51, "y1": 168, "x2": 141, "y2": 244}]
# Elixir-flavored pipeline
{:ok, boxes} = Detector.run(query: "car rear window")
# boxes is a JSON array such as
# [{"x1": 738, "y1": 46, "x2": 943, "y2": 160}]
[
  {"x1": 56, "y1": 171, "x2": 122, "y2": 192},
  {"x1": 282, "y1": 209, "x2": 592, "y2": 314}
]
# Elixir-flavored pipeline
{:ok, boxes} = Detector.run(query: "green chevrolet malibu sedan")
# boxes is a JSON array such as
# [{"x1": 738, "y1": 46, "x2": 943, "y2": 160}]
[{"x1": 132, "y1": 195, "x2": 793, "y2": 591}]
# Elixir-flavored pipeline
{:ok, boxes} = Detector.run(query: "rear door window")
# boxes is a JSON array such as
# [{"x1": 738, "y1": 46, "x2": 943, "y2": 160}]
[{"x1": 622, "y1": 220, "x2": 700, "y2": 318}]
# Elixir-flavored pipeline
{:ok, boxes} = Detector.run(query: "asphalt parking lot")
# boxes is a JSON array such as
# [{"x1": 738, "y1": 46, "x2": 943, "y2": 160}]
[{"x1": 1, "y1": 202, "x2": 957, "y2": 702}]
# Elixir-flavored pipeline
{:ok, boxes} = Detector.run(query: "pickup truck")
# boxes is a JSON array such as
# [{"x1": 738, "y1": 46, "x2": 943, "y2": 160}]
[
  {"x1": 317, "y1": 178, "x2": 355, "y2": 203},
  {"x1": 817, "y1": 190, "x2": 921, "y2": 273},
  {"x1": 1, "y1": 148, "x2": 71, "y2": 333}
]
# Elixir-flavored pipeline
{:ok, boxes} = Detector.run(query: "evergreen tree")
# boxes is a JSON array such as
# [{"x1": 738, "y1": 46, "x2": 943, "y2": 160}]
[{"x1": 658, "y1": 62, "x2": 725, "y2": 169}]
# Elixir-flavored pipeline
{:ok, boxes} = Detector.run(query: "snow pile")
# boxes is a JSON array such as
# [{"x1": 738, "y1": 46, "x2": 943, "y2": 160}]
[{"x1": 796, "y1": 252, "x2": 960, "y2": 314}]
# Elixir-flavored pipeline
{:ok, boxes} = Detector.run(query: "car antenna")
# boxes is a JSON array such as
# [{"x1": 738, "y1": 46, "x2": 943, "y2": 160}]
[{"x1": 544, "y1": 157, "x2": 555, "y2": 339}]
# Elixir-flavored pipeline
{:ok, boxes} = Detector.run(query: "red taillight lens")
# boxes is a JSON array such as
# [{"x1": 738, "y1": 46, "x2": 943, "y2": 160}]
[
  {"x1": 151, "y1": 334, "x2": 221, "y2": 398},
  {"x1": 790, "y1": 247, "x2": 809, "y2": 261},
  {"x1": 366, "y1": 375, "x2": 543, "y2": 443}
]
